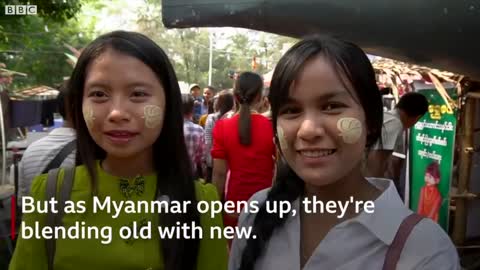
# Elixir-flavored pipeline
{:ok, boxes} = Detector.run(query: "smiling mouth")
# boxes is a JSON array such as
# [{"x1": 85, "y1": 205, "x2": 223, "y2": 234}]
[
  {"x1": 104, "y1": 131, "x2": 139, "y2": 143},
  {"x1": 298, "y1": 149, "x2": 337, "y2": 158},
  {"x1": 105, "y1": 130, "x2": 138, "y2": 136}
]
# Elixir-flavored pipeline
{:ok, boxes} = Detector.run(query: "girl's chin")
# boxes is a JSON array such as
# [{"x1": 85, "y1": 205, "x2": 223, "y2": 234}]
[
  {"x1": 302, "y1": 176, "x2": 339, "y2": 189},
  {"x1": 103, "y1": 149, "x2": 140, "y2": 159}
]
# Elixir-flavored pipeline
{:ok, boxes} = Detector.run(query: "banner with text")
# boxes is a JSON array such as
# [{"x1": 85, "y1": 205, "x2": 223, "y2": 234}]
[{"x1": 409, "y1": 88, "x2": 457, "y2": 231}]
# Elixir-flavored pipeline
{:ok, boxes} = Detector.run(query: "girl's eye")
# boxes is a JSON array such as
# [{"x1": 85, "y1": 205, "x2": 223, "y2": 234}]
[
  {"x1": 132, "y1": 91, "x2": 149, "y2": 98},
  {"x1": 88, "y1": 91, "x2": 107, "y2": 98},
  {"x1": 323, "y1": 102, "x2": 345, "y2": 111}
]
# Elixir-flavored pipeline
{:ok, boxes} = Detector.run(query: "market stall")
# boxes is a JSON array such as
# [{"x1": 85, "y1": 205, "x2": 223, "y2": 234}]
[
  {"x1": 373, "y1": 58, "x2": 480, "y2": 265},
  {"x1": 0, "y1": 65, "x2": 27, "y2": 186}
]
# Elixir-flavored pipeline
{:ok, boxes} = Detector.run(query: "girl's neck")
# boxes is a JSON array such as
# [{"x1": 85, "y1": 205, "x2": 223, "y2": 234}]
[
  {"x1": 303, "y1": 167, "x2": 381, "y2": 203},
  {"x1": 102, "y1": 151, "x2": 155, "y2": 178},
  {"x1": 233, "y1": 110, "x2": 259, "y2": 117},
  {"x1": 234, "y1": 106, "x2": 259, "y2": 114}
]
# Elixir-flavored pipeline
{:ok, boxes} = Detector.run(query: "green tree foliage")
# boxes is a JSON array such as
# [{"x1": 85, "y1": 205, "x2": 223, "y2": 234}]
[
  {"x1": 0, "y1": 0, "x2": 85, "y2": 41},
  {"x1": 0, "y1": 0, "x2": 297, "y2": 92},
  {"x1": 0, "y1": 0, "x2": 96, "y2": 90},
  {"x1": 135, "y1": 1, "x2": 297, "y2": 91},
  {"x1": 136, "y1": 3, "x2": 215, "y2": 88}
]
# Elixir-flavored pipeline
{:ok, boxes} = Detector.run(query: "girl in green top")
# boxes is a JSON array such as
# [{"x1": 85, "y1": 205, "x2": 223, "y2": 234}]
[{"x1": 10, "y1": 31, "x2": 228, "y2": 270}]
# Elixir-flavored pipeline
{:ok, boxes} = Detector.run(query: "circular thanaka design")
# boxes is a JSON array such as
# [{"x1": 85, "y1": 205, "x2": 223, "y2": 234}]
[
  {"x1": 337, "y1": 117, "x2": 362, "y2": 144},
  {"x1": 82, "y1": 106, "x2": 96, "y2": 130},
  {"x1": 142, "y1": 105, "x2": 163, "y2": 128},
  {"x1": 277, "y1": 125, "x2": 288, "y2": 151}
]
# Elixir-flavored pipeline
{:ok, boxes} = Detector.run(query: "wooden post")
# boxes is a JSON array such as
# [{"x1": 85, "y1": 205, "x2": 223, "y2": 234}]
[{"x1": 453, "y1": 91, "x2": 478, "y2": 245}]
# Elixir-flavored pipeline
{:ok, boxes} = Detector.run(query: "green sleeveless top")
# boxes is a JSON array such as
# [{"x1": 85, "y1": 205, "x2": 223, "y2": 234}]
[{"x1": 9, "y1": 162, "x2": 228, "y2": 270}]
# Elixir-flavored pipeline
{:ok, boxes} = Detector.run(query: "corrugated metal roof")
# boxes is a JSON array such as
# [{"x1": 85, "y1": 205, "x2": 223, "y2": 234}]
[{"x1": 11, "y1": 85, "x2": 59, "y2": 100}]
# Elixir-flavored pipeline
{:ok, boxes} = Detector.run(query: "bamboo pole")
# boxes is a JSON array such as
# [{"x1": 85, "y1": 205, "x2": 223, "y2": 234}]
[
  {"x1": 0, "y1": 68, "x2": 27, "y2": 77},
  {"x1": 428, "y1": 72, "x2": 456, "y2": 111},
  {"x1": 453, "y1": 91, "x2": 478, "y2": 245},
  {"x1": 466, "y1": 92, "x2": 480, "y2": 99}
]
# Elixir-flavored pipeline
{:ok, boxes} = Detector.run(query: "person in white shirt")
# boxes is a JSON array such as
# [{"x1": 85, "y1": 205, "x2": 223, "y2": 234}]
[
  {"x1": 204, "y1": 90, "x2": 234, "y2": 182},
  {"x1": 229, "y1": 36, "x2": 460, "y2": 270},
  {"x1": 366, "y1": 92, "x2": 429, "y2": 192},
  {"x1": 18, "y1": 86, "x2": 76, "y2": 200}
]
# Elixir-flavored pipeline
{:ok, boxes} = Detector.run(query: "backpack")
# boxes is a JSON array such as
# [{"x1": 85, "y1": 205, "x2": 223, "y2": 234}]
[{"x1": 41, "y1": 140, "x2": 76, "y2": 175}]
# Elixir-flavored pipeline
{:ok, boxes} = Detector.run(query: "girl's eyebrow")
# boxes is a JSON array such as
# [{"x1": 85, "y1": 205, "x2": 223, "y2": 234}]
[
  {"x1": 125, "y1": 82, "x2": 155, "y2": 89},
  {"x1": 84, "y1": 81, "x2": 155, "y2": 90},
  {"x1": 286, "y1": 89, "x2": 350, "y2": 103},
  {"x1": 84, "y1": 81, "x2": 109, "y2": 90}
]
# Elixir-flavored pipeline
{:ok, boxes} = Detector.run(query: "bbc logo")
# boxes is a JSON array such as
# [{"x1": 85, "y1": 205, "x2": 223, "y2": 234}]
[{"x1": 5, "y1": 5, "x2": 37, "y2": 15}]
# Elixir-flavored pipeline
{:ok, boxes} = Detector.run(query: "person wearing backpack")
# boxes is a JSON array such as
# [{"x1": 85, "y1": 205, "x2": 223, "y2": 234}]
[
  {"x1": 10, "y1": 31, "x2": 228, "y2": 270},
  {"x1": 17, "y1": 84, "x2": 76, "y2": 203}
]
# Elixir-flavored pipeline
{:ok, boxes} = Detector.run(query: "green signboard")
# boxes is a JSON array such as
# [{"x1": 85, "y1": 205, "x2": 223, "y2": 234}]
[{"x1": 409, "y1": 88, "x2": 457, "y2": 231}]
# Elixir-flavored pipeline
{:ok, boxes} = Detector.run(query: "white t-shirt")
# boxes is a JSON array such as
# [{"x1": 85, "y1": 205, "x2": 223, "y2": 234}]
[
  {"x1": 375, "y1": 109, "x2": 404, "y2": 150},
  {"x1": 18, "y1": 127, "x2": 76, "y2": 199},
  {"x1": 228, "y1": 178, "x2": 460, "y2": 270}
]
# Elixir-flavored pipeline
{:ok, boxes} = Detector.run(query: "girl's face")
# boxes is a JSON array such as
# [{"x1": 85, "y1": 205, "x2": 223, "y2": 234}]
[
  {"x1": 82, "y1": 49, "x2": 166, "y2": 159},
  {"x1": 203, "y1": 88, "x2": 213, "y2": 101},
  {"x1": 425, "y1": 172, "x2": 437, "y2": 185},
  {"x1": 277, "y1": 55, "x2": 367, "y2": 188}
]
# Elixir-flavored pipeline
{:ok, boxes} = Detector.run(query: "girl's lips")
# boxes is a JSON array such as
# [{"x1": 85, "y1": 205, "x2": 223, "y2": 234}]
[
  {"x1": 297, "y1": 149, "x2": 337, "y2": 166},
  {"x1": 104, "y1": 131, "x2": 138, "y2": 144},
  {"x1": 297, "y1": 149, "x2": 336, "y2": 157}
]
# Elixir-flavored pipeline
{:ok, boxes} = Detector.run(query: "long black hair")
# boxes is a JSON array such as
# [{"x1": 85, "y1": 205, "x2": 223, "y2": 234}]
[
  {"x1": 238, "y1": 35, "x2": 384, "y2": 269},
  {"x1": 234, "y1": 71, "x2": 264, "y2": 145},
  {"x1": 216, "y1": 90, "x2": 234, "y2": 119},
  {"x1": 67, "y1": 30, "x2": 199, "y2": 270}
]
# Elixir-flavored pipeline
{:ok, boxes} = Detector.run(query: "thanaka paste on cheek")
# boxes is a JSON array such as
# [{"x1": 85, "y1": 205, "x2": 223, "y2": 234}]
[
  {"x1": 277, "y1": 126, "x2": 288, "y2": 151},
  {"x1": 83, "y1": 106, "x2": 96, "y2": 130},
  {"x1": 337, "y1": 117, "x2": 362, "y2": 144},
  {"x1": 142, "y1": 105, "x2": 163, "y2": 128}
]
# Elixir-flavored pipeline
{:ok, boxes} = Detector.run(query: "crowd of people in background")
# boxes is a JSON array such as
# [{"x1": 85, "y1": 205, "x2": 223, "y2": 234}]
[
  {"x1": 183, "y1": 76, "x2": 274, "y2": 183},
  {"x1": 182, "y1": 74, "x2": 277, "y2": 240},
  {"x1": 9, "y1": 30, "x2": 460, "y2": 270}
]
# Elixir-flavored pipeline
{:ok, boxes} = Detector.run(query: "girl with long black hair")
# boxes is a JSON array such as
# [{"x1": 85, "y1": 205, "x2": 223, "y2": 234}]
[
  {"x1": 211, "y1": 72, "x2": 276, "y2": 233},
  {"x1": 229, "y1": 36, "x2": 459, "y2": 270},
  {"x1": 10, "y1": 31, "x2": 228, "y2": 270}
]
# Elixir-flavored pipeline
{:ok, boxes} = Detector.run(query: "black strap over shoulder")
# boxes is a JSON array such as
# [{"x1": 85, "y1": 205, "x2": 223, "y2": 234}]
[
  {"x1": 382, "y1": 213, "x2": 424, "y2": 270},
  {"x1": 42, "y1": 140, "x2": 76, "y2": 174},
  {"x1": 45, "y1": 166, "x2": 75, "y2": 270}
]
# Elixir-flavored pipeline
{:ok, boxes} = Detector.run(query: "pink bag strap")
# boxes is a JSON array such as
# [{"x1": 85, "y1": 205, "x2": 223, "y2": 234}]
[{"x1": 382, "y1": 213, "x2": 424, "y2": 270}]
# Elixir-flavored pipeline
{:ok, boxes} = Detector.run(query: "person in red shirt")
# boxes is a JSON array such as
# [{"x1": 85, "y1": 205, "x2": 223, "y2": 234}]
[
  {"x1": 211, "y1": 72, "x2": 276, "y2": 231},
  {"x1": 417, "y1": 161, "x2": 442, "y2": 223}
]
